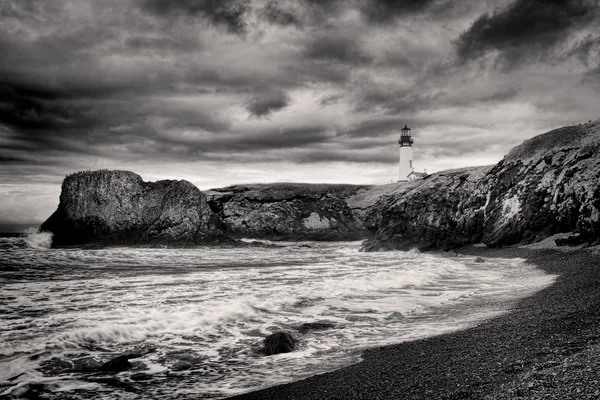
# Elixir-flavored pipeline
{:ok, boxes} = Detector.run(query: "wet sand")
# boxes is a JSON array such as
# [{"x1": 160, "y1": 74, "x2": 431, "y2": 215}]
[{"x1": 228, "y1": 247, "x2": 600, "y2": 400}]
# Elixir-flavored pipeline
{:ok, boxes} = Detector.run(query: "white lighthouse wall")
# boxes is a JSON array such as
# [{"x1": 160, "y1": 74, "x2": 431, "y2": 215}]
[{"x1": 399, "y1": 146, "x2": 413, "y2": 181}]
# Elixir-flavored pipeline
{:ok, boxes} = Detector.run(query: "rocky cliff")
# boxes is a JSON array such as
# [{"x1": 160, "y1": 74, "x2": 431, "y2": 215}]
[
  {"x1": 41, "y1": 120, "x2": 600, "y2": 249},
  {"x1": 361, "y1": 166, "x2": 492, "y2": 251},
  {"x1": 41, "y1": 170, "x2": 225, "y2": 246},
  {"x1": 362, "y1": 120, "x2": 600, "y2": 251},
  {"x1": 206, "y1": 183, "x2": 372, "y2": 240}
]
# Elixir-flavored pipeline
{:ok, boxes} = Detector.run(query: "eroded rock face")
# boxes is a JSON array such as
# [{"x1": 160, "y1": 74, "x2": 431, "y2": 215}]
[
  {"x1": 41, "y1": 170, "x2": 225, "y2": 246},
  {"x1": 480, "y1": 122, "x2": 600, "y2": 247},
  {"x1": 206, "y1": 183, "x2": 371, "y2": 240},
  {"x1": 362, "y1": 166, "x2": 491, "y2": 251},
  {"x1": 362, "y1": 120, "x2": 600, "y2": 251}
]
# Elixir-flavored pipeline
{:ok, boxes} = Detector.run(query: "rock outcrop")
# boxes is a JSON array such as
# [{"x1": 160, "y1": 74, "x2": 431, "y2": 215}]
[
  {"x1": 362, "y1": 120, "x2": 600, "y2": 251},
  {"x1": 206, "y1": 183, "x2": 372, "y2": 240},
  {"x1": 40, "y1": 120, "x2": 600, "y2": 250},
  {"x1": 479, "y1": 122, "x2": 600, "y2": 247},
  {"x1": 362, "y1": 166, "x2": 492, "y2": 251},
  {"x1": 41, "y1": 170, "x2": 225, "y2": 246}
]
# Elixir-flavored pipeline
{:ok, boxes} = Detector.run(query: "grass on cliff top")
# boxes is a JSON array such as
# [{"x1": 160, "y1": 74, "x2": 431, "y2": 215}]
[{"x1": 506, "y1": 119, "x2": 600, "y2": 162}]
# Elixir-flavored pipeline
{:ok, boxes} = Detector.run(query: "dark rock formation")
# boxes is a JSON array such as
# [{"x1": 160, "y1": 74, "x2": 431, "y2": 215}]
[
  {"x1": 362, "y1": 166, "x2": 491, "y2": 251},
  {"x1": 479, "y1": 121, "x2": 600, "y2": 247},
  {"x1": 362, "y1": 120, "x2": 600, "y2": 251},
  {"x1": 297, "y1": 322, "x2": 336, "y2": 334},
  {"x1": 261, "y1": 331, "x2": 298, "y2": 355},
  {"x1": 206, "y1": 183, "x2": 372, "y2": 240},
  {"x1": 100, "y1": 355, "x2": 132, "y2": 373},
  {"x1": 41, "y1": 170, "x2": 226, "y2": 247}
]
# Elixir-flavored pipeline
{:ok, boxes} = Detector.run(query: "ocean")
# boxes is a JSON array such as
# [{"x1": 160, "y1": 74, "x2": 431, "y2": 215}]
[{"x1": 0, "y1": 232, "x2": 556, "y2": 399}]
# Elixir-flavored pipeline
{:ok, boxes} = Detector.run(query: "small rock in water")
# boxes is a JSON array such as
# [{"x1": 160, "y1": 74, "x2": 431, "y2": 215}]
[
  {"x1": 130, "y1": 372, "x2": 153, "y2": 381},
  {"x1": 262, "y1": 331, "x2": 298, "y2": 356},
  {"x1": 172, "y1": 361, "x2": 193, "y2": 371},
  {"x1": 72, "y1": 356, "x2": 103, "y2": 373},
  {"x1": 297, "y1": 322, "x2": 336, "y2": 334},
  {"x1": 473, "y1": 257, "x2": 485, "y2": 263},
  {"x1": 40, "y1": 357, "x2": 73, "y2": 375},
  {"x1": 101, "y1": 355, "x2": 132, "y2": 373}
]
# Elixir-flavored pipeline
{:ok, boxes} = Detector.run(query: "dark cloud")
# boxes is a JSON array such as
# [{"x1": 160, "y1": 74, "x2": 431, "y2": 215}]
[
  {"x1": 303, "y1": 34, "x2": 372, "y2": 66},
  {"x1": 0, "y1": 155, "x2": 26, "y2": 163},
  {"x1": 456, "y1": 0, "x2": 599, "y2": 67},
  {"x1": 245, "y1": 91, "x2": 290, "y2": 118},
  {"x1": 563, "y1": 35, "x2": 600, "y2": 66},
  {"x1": 292, "y1": 148, "x2": 396, "y2": 164},
  {"x1": 260, "y1": 2, "x2": 302, "y2": 27},
  {"x1": 141, "y1": 0, "x2": 251, "y2": 34},
  {"x1": 319, "y1": 94, "x2": 343, "y2": 106},
  {"x1": 480, "y1": 87, "x2": 521, "y2": 103},
  {"x1": 352, "y1": 87, "x2": 447, "y2": 114},
  {"x1": 360, "y1": 0, "x2": 445, "y2": 23}
]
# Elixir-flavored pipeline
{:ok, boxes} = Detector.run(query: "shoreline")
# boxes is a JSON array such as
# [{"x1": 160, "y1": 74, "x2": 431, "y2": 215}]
[{"x1": 228, "y1": 246, "x2": 600, "y2": 399}]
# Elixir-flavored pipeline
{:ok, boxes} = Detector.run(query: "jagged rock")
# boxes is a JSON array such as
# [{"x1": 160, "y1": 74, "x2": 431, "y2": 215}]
[
  {"x1": 362, "y1": 120, "x2": 600, "y2": 251},
  {"x1": 206, "y1": 183, "x2": 371, "y2": 240},
  {"x1": 72, "y1": 356, "x2": 103, "y2": 373},
  {"x1": 297, "y1": 322, "x2": 336, "y2": 334},
  {"x1": 40, "y1": 170, "x2": 226, "y2": 246},
  {"x1": 262, "y1": 331, "x2": 298, "y2": 356},
  {"x1": 40, "y1": 357, "x2": 74, "y2": 375},
  {"x1": 361, "y1": 166, "x2": 491, "y2": 252},
  {"x1": 480, "y1": 121, "x2": 600, "y2": 246},
  {"x1": 100, "y1": 355, "x2": 132, "y2": 373}
]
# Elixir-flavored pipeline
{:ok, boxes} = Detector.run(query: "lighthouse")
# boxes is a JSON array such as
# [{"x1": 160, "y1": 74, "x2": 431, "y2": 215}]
[{"x1": 398, "y1": 124, "x2": 413, "y2": 181}]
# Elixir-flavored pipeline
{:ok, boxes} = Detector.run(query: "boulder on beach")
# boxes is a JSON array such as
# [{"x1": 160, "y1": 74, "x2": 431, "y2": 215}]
[{"x1": 262, "y1": 331, "x2": 298, "y2": 356}]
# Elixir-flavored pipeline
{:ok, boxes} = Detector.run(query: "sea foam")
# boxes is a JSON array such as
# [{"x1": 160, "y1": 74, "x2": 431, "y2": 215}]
[
  {"x1": 0, "y1": 240, "x2": 556, "y2": 399},
  {"x1": 22, "y1": 228, "x2": 53, "y2": 250}
]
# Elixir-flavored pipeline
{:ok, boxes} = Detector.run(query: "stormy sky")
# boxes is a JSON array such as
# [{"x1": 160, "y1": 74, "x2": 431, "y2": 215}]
[{"x1": 1, "y1": 0, "x2": 599, "y2": 229}]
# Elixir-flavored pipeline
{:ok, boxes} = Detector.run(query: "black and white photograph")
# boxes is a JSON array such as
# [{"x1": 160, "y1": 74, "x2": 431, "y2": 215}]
[{"x1": 1, "y1": 0, "x2": 600, "y2": 398}]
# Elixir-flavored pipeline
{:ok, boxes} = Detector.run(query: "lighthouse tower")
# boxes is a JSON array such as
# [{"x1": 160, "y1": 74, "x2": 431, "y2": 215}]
[{"x1": 398, "y1": 125, "x2": 414, "y2": 181}]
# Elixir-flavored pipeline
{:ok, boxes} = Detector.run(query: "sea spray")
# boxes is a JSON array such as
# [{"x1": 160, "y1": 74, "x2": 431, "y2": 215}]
[
  {"x1": 0, "y1": 240, "x2": 556, "y2": 399},
  {"x1": 22, "y1": 228, "x2": 53, "y2": 250}
]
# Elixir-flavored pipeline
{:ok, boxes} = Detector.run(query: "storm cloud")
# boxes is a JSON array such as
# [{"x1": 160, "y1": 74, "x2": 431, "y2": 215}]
[
  {"x1": 456, "y1": 0, "x2": 600, "y2": 67},
  {"x1": 246, "y1": 91, "x2": 291, "y2": 118},
  {"x1": 0, "y1": 0, "x2": 599, "y2": 227}
]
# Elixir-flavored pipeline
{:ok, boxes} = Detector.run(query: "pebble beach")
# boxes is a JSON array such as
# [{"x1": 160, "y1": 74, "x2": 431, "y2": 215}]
[{"x1": 229, "y1": 247, "x2": 600, "y2": 400}]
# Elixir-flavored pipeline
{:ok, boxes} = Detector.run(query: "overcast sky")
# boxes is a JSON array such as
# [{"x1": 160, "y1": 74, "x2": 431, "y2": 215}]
[{"x1": 1, "y1": 0, "x2": 599, "y2": 229}]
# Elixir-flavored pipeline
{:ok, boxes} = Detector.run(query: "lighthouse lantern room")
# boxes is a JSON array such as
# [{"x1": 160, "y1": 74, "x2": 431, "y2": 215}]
[{"x1": 398, "y1": 125, "x2": 414, "y2": 181}]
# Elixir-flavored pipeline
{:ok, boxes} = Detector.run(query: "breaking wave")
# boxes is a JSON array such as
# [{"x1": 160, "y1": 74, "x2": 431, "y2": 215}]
[
  {"x1": 0, "y1": 240, "x2": 556, "y2": 399},
  {"x1": 22, "y1": 228, "x2": 53, "y2": 250}
]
